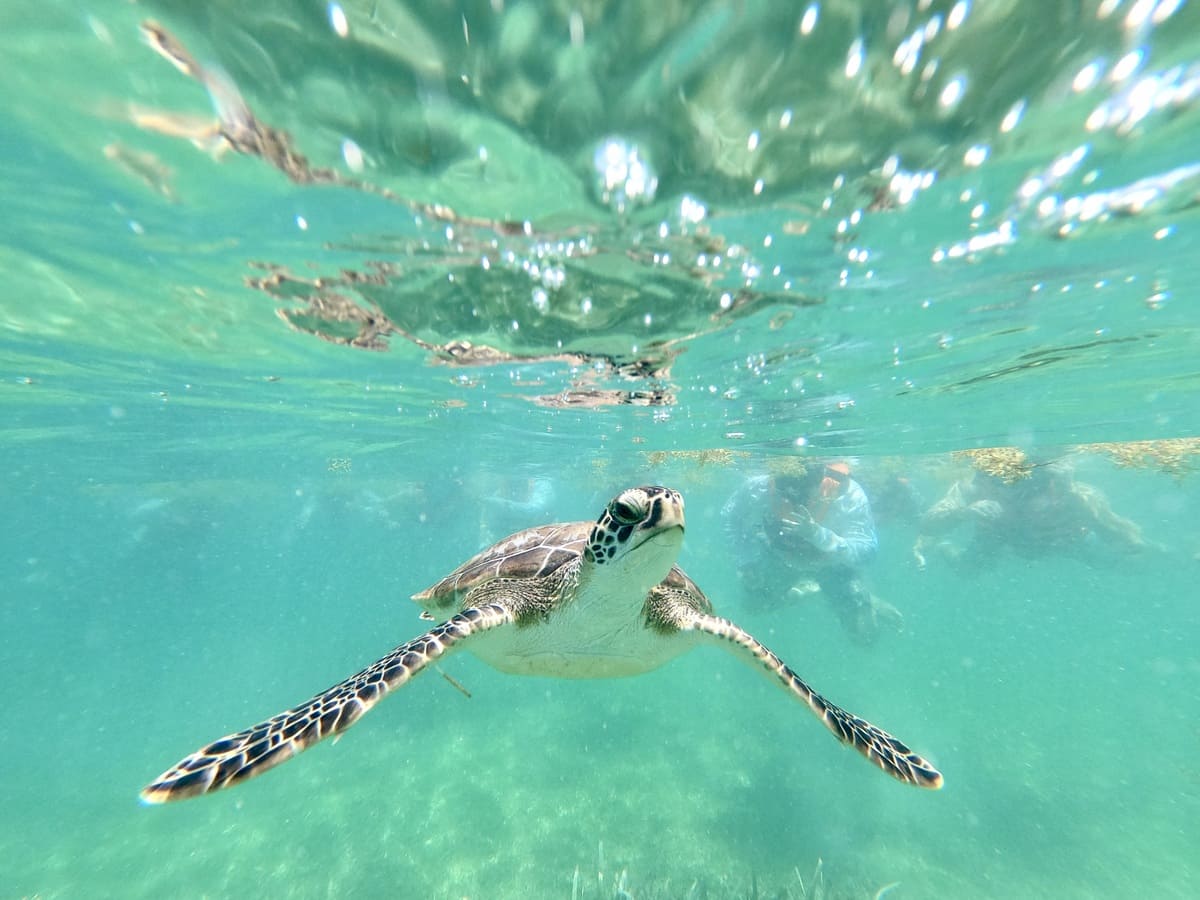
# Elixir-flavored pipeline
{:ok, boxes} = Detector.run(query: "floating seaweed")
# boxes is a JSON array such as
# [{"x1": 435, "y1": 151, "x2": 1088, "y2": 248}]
[
  {"x1": 951, "y1": 447, "x2": 1033, "y2": 483},
  {"x1": 643, "y1": 449, "x2": 749, "y2": 468},
  {"x1": 765, "y1": 457, "x2": 812, "y2": 479},
  {"x1": 1080, "y1": 438, "x2": 1200, "y2": 479}
]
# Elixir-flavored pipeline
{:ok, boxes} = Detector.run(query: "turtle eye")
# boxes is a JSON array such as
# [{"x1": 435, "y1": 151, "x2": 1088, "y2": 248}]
[{"x1": 609, "y1": 498, "x2": 642, "y2": 525}]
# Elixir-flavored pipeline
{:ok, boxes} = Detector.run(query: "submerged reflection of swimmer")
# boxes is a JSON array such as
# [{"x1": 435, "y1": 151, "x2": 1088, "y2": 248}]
[
  {"x1": 914, "y1": 460, "x2": 1156, "y2": 570},
  {"x1": 722, "y1": 462, "x2": 903, "y2": 644}
]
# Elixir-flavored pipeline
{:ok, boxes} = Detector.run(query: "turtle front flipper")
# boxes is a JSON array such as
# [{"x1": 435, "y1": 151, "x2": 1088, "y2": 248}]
[
  {"x1": 681, "y1": 612, "x2": 943, "y2": 790},
  {"x1": 140, "y1": 604, "x2": 514, "y2": 804}
]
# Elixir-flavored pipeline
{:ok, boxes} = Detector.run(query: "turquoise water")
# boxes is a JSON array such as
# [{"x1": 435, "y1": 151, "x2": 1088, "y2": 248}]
[{"x1": 2, "y1": 1, "x2": 1199, "y2": 897}]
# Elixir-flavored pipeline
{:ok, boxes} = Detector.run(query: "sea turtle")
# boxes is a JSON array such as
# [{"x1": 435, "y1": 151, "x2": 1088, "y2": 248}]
[{"x1": 141, "y1": 486, "x2": 942, "y2": 802}]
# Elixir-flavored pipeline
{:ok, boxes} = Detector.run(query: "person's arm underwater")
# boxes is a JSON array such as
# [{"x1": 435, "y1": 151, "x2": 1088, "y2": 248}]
[{"x1": 774, "y1": 481, "x2": 878, "y2": 566}]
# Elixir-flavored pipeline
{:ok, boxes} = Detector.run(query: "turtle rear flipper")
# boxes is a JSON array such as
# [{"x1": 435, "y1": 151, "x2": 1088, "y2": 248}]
[
  {"x1": 681, "y1": 611, "x2": 943, "y2": 789},
  {"x1": 140, "y1": 604, "x2": 514, "y2": 804}
]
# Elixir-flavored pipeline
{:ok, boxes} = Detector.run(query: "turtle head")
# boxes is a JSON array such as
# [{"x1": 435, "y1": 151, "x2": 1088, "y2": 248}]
[{"x1": 585, "y1": 486, "x2": 685, "y2": 586}]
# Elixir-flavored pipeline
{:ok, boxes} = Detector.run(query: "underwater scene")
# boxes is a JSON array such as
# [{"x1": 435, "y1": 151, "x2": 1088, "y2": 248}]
[{"x1": 2, "y1": 1, "x2": 1199, "y2": 897}]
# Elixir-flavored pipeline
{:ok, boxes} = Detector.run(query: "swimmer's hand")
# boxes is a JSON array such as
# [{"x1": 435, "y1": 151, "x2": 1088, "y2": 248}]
[{"x1": 778, "y1": 503, "x2": 820, "y2": 541}]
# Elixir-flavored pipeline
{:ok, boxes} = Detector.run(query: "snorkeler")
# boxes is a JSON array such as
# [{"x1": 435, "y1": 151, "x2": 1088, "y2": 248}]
[
  {"x1": 722, "y1": 461, "x2": 903, "y2": 644},
  {"x1": 914, "y1": 458, "x2": 1154, "y2": 570}
]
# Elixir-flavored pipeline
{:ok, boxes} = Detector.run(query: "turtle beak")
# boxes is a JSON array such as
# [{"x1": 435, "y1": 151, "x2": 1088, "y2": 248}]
[{"x1": 650, "y1": 489, "x2": 685, "y2": 532}]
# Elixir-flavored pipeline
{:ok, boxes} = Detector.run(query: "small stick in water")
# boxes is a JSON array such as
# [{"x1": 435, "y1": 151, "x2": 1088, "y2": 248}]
[{"x1": 434, "y1": 664, "x2": 472, "y2": 699}]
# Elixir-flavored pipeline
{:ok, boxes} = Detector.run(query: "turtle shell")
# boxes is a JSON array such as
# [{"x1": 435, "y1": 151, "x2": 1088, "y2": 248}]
[{"x1": 411, "y1": 521, "x2": 590, "y2": 606}]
